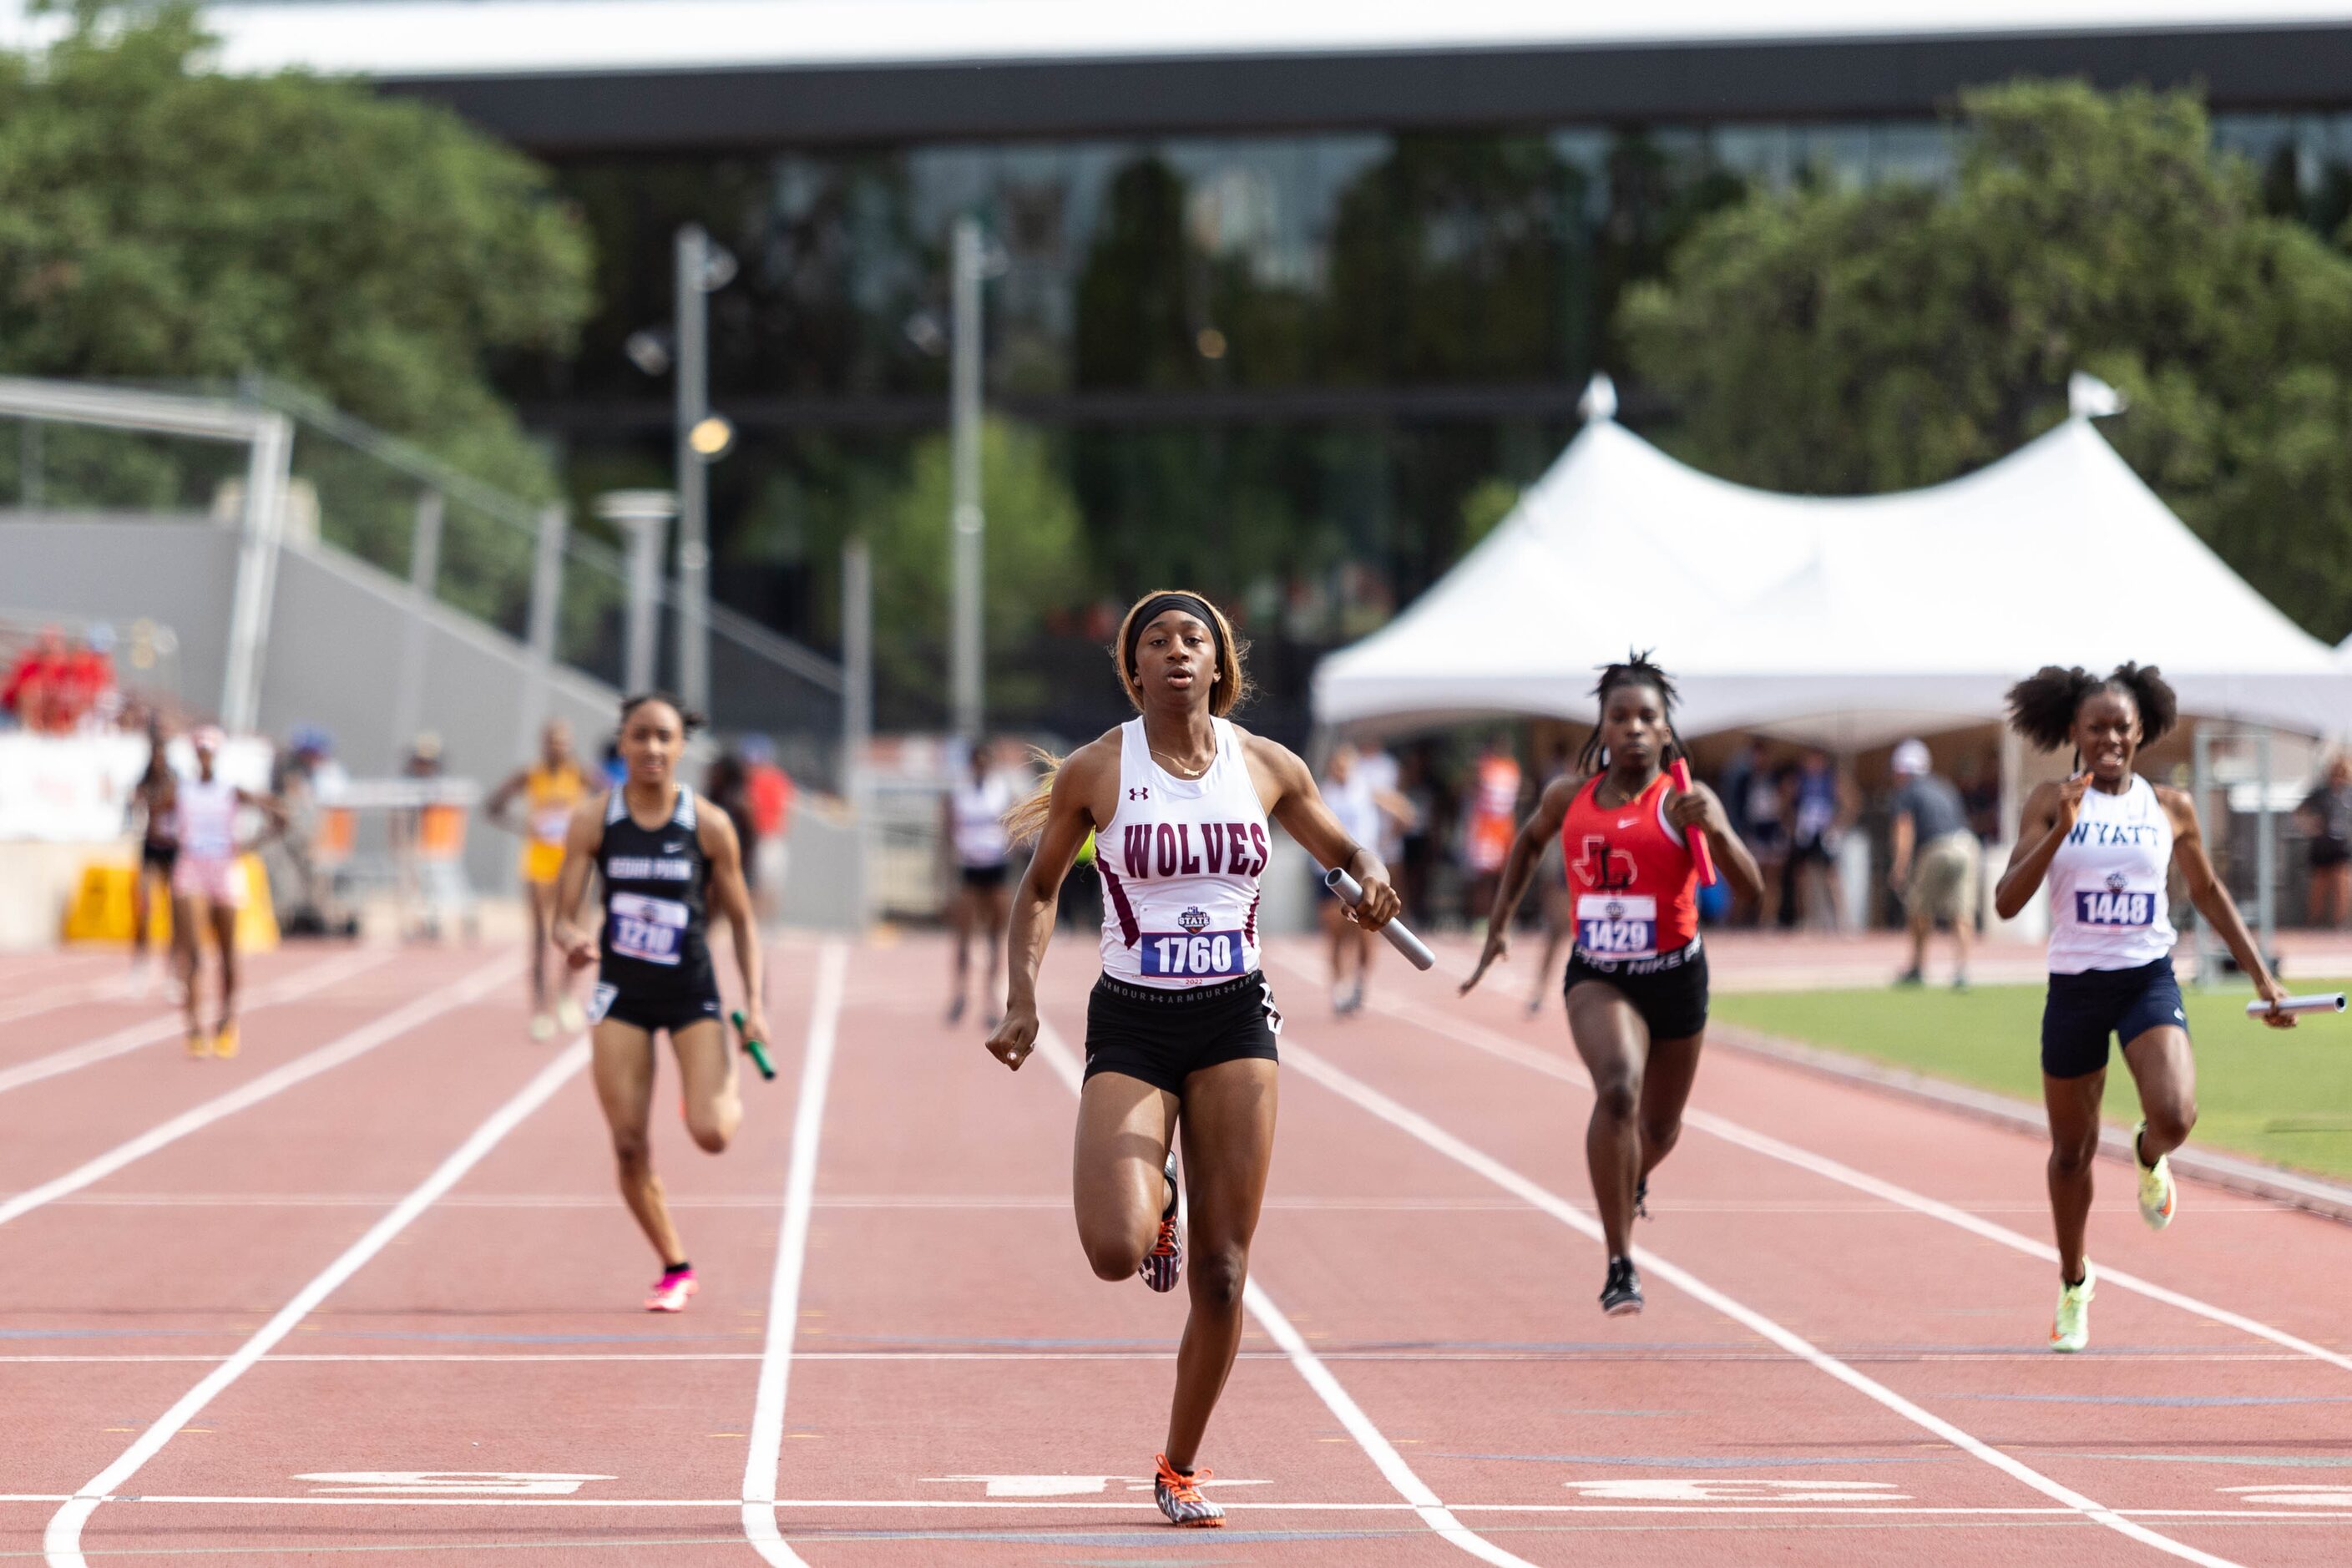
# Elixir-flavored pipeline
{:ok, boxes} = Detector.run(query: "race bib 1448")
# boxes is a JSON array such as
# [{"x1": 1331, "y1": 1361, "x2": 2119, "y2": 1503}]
[
  {"x1": 1141, "y1": 929, "x2": 1247, "y2": 979},
  {"x1": 609, "y1": 891, "x2": 689, "y2": 964},
  {"x1": 1576, "y1": 893, "x2": 1658, "y2": 959},
  {"x1": 2076, "y1": 888, "x2": 2156, "y2": 927}
]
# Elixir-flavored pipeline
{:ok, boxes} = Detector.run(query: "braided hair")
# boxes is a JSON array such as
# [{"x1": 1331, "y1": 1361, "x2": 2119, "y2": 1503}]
[
  {"x1": 2005, "y1": 663, "x2": 2178, "y2": 756},
  {"x1": 1576, "y1": 650, "x2": 1690, "y2": 776}
]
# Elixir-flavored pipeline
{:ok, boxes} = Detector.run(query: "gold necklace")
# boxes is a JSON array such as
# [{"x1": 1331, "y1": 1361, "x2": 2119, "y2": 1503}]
[{"x1": 1151, "y1": 746, "x2": 1213, "y2": 780}]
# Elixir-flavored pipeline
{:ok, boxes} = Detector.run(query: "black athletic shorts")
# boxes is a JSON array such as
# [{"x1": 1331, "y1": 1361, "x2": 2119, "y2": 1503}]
[
  {"x1": 588, "y1": 981, "x2": 721, "y2": 1037},
  {"x1": 1084, "y1": 970, "x2": 1282, "y2": 1095},
  {"x1": 141, "y1": 840, "x2": 178, "y2": 873},
  {"x1": 960, "y1": 862, "x2": 1009, "y2": 890},
  {"x1": 2041, "y1": 958, "x2": 2188, "y2": 1080},
  {"x1": 1565, "y1": 940, "x2": 1709, "y2": 1041}
]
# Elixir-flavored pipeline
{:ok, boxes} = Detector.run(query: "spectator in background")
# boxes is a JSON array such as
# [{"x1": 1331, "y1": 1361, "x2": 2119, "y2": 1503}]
[
  {"x1": 1888, "y1": 738, "x2": 1981, "y2": 989},
  {"x1": 1393, "y1": 743, "x2": 1444, "y2": 925},
  {"x1": 1461, "y1": 731, "x2": 1523, "y2": 928},
  {"x1": 1956, "y1": 751, "x2": 2003, "y2": 843},
  {"x1": 739, "y1": 735, "x2": 795, "y2": 908},
  {"x1": 63, "y1": 626, "x2": 118, "y2": 731},
  {"x1": 3, "y1": 625, "x2": 68, "y2": 732},
  {"x1": 2297, "y1": 754, "x2": 2352, "y2": 929},
  {"x1": 1318, "y1": 742, "x2": 1413, "y2": 1015},
  {"x1": 705, "y1": 746, "x2": 759, "y2": 894},
  {"x1": 1784, "y1": 746, "x2": 1854, "y2": 931},
  {"x1": 1720, "y1": 737, "x2": 1785, "y2": 927}
]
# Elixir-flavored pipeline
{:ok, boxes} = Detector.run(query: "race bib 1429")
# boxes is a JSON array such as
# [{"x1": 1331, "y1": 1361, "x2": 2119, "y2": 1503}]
[{"x1": 1576, "y1": 893, "x2": 1658, "y2": 959}]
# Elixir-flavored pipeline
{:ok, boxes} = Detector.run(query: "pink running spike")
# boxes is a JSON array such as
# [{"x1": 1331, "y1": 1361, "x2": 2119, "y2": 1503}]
[{"x1": 645, "y1": 1268, "x2": 699, "y2": 1313}]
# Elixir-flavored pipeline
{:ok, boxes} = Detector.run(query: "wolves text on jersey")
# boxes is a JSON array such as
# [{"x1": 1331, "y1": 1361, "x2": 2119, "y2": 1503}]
[{"x1": 1120, "y1": 821, "x2": 1270, "y2": 880}]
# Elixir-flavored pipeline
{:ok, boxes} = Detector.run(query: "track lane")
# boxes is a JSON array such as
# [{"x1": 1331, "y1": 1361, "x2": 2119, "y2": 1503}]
[
  {"x1": 59, "y1": 938, "x2": 819, "y2": 1565},
  {"x1": 1264, "y1": 938, "x2": 2352, "y2": 1564}
]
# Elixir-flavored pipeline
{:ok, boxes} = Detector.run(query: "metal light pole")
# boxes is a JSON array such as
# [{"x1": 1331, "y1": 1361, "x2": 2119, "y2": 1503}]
[
  {"x1": 949, "y1": 215, "x2": 985, "y2": 745},
  {"x1": 598, "y1": 490, "x2": 679, "y2": 695},
  {"x1": 673, "y1": 224, "x2": 736, "y2": 716},
  {"x1": 842, "y1": 537, "x2": 873, "y2": 932},
  {"x1": 390, "y1": 489, "x2": 443, "y2": 760}
]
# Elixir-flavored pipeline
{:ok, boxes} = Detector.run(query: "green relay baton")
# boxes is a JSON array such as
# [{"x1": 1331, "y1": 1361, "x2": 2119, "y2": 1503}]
[{"x1": 731, "y1": 1009, "x2": 776, "y2": 1081}]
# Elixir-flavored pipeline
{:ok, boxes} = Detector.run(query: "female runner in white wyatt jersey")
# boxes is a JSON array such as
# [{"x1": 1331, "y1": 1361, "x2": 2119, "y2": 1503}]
[
  {"x1": 987, "y1": 589, "x2": 1402, "y2": 1530},
  {"x1": 1995, "y1": 664, "x2": 2292, "y2": 1353}
]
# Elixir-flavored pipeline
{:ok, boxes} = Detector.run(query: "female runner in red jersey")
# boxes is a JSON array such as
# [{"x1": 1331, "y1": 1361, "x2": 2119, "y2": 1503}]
[{"x1": 1462, "y1": 655, "x2": 1762, "y2": 1315}]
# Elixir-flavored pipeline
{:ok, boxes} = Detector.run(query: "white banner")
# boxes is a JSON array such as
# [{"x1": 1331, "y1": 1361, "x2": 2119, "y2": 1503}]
[{"x1": 0, "y1": 732, "x2": 273, "y2": 842}]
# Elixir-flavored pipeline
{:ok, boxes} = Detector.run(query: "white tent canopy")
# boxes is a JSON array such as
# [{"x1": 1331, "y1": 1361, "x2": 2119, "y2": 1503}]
[{"x1": 1315, "y1": 408, "x2": 2352, "y2": 749}]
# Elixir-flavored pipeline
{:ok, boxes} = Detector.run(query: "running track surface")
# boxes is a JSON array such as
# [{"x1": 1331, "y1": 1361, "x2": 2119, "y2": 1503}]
[{"x1": 6, "y1": 935, "x2": 2352, "y2": 1565}]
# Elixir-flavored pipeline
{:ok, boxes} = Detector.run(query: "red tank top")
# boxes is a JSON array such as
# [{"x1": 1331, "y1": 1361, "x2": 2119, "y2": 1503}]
[{"x1": 1559, "y1": 771, "x2": 1699, "y2": 960}]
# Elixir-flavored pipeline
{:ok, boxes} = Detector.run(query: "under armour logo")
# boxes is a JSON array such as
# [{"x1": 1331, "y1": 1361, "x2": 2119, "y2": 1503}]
[{"x1": 1129, "y1": 787, "x2": 1150, "y2": 801}]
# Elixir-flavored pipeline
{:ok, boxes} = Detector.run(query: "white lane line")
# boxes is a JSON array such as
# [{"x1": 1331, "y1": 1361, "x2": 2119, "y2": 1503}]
[
  {"x1": 0, "y1": 957, "x2": 511, "y2": 1232},
  {"x1": 41, "y1": 1036, "x2": 592, "y2": 1567},
  {"x1": 740, "y1": 938, "x2": 849, "y2": 1568},
  {"x1": 0, "y1": 947, "x2": 391, "y2": 1099},
  {"x1": 1278, "y1": 1037, "x2": 2245, "y2": 1568},
  {"x1": 3, "y1": 1349, "x2": 2310, "y2": 1366},
  {"x1": 4, "y1": 1493, "x2": 2345, "y2": 1521},
  {"x1": 1384, "y1": 992, "x2": 2352, "y2": 1378},
  {"x1": 1029, "y1": 1018, "x2": 1537, "y2": 1568}
]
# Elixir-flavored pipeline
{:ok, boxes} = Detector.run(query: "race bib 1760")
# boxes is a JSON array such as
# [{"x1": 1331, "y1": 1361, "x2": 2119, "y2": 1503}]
[
  {"x1": 1576, "y1": 893, "x2": 1658, "y2": 959},
  {"x1": 1141, "y1": 929, "x2": 1247, "y2": 979},
  {"x1": 2076, "y1": 888, "x2": 2156, "y2": 927},
  {"x1": 609, "y1": 891, "x2": 688, "y2": 965}
]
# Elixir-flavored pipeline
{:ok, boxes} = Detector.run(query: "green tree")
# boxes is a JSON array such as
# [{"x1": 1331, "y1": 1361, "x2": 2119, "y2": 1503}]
[
  {"x1": 0, "y1": 3, "x2": 590, "y2": 559},
  {"x1": 1621, "y1": 78, "x2": 2352, "y2": 638},
  {"x1": 867, "y1": 417, "x2": 1085, "y2": 715}
]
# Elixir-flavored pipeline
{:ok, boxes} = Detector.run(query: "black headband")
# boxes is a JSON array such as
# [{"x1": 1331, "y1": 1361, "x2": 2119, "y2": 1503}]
[{"x1": 1125, "y1": 594, "x2": 1221, "y2": 672}]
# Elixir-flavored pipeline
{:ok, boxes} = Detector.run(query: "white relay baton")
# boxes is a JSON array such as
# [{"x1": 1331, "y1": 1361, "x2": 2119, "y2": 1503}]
[
  {"x1": 2246, "y1": 993, "x2": 2347, "y2": 1017},
  {"x1": 1324, "y1": 867, "x2": 1436, "y2": 972}
]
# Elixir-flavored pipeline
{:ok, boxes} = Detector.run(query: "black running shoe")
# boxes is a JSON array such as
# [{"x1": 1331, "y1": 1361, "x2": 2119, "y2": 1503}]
[
  {"x1": 1633, "y1": 1176, "x2": 1650, "y2": 1222},
  {"x1": 1141, "y1": 1149, "x2": 1182, "y2": 1292},
  {"x1": 1600, "y1": 1256, "x2": 1644, "y2": 1317}
]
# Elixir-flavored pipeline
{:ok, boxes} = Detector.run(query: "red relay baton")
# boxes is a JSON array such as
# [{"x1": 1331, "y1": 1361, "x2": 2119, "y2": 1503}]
[{"x1": 1668, "y1": 758, "x2": 1719, "y2": 888}]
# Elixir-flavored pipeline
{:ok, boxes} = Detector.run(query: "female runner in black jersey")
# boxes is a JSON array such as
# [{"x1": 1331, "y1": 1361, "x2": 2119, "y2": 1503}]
[{"x1": 552, "y1": 693, "x2": 770, "y2": 1313}]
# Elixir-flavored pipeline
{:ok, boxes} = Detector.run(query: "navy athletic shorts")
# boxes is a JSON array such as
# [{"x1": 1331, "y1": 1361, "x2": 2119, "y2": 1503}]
[{"x1": 2041, "y1": 957, "x2": 2188, "y2": 1079}]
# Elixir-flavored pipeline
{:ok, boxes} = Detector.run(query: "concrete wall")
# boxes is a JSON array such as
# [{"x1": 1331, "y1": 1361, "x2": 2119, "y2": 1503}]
[{"x1": 3, "y1": 512, "x2": 860, "y2": 925}]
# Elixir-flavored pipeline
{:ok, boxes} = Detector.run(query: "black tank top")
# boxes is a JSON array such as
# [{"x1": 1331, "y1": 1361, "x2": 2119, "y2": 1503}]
[{"x1": 594, "y1": 784, "x2": 715, "y2": 998}]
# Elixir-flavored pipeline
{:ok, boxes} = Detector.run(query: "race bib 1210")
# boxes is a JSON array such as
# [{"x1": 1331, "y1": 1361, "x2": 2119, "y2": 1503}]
[{"x1": 609, "y1": 890, "x2": 688, "y2": 964}]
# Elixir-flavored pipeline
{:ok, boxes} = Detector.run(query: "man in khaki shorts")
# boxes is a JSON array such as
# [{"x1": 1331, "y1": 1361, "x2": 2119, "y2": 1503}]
[{"x1": 1889, "y1": 737, "x2": 1980, "y2": 990}]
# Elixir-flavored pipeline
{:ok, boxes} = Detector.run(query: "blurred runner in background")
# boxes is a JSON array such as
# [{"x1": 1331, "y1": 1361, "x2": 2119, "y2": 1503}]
[
  {"x1": 487, "y1": 720, "x2": 590, "y2": 1039},
  {"x1": 943, "y1": 739, "x2": 1016, "y2": 1025},
  {"x1": 172, "y1": 726, "x2": 286, "y2": 1059},
  {"x1": 1318, "y1": 741, "x2": 1412, "y2": 1015},
  {"x1": 125, "y1": 723, "x2": 178, "y2": 994},
  {"x1": 1461, "y1": 732, "x2": 1523, "y2": 927},
  {"x1": 2296, "y1": 754, "x2": 2352, "y2": 929}
]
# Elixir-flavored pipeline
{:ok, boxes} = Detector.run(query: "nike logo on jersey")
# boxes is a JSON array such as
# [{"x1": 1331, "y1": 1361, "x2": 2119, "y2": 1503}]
[
  {"x1": 661, "y1": 841, "x2": 685, "y2": 853},
  {"x1": 1617, "y1": 817, "x2": 1637, "y2": 829}
]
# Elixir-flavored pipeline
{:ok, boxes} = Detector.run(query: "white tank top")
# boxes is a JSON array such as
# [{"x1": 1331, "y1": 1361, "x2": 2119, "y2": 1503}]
[
  {"x1": 175, "y1": 776, "x2": 240, "y2": 861},
  {"x1": 2046, "y1": 773, "x2": 2177, "y2": 974},
  {"x1": 1096, "y1": 717, "x2": 1270, "y2": 989},
  {"x1": 950, "y1": 773, "x2": 1016, "y2": 867}
]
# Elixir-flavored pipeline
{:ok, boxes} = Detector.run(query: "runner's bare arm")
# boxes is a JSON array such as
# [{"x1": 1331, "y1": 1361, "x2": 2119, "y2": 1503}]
[
  {"x1": 700, "y1": 805, "x2": 771, "y2": 1045},
  {"x1": 1995, "y1": 777, "x2": 2084, "y2": 918},
  {"x1": 234, "y1": 788, "x2": 290, "y2": 851},
  {"x1": 482, "y1": 767, "x2": 532, "y2": 832},
  {"x1": 986, "y1": 735, "x2": 1117, "y2": 1071},
  {"x1": 1461, "y1": 774, "x2": 1581, "y2": 994},
  {"x1": 2162, "y1": 786, "x2": 2290, "y2": 1024},
  {"x1": 1246, "y1": 733, "x2": 1401, "y2": 931},
  {"x1": 550, "y1": 797, "x2": 605, "y2": 969},
  {"x1": 1665, "y1": 781, "x2": 1763, "y2": 901}
]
